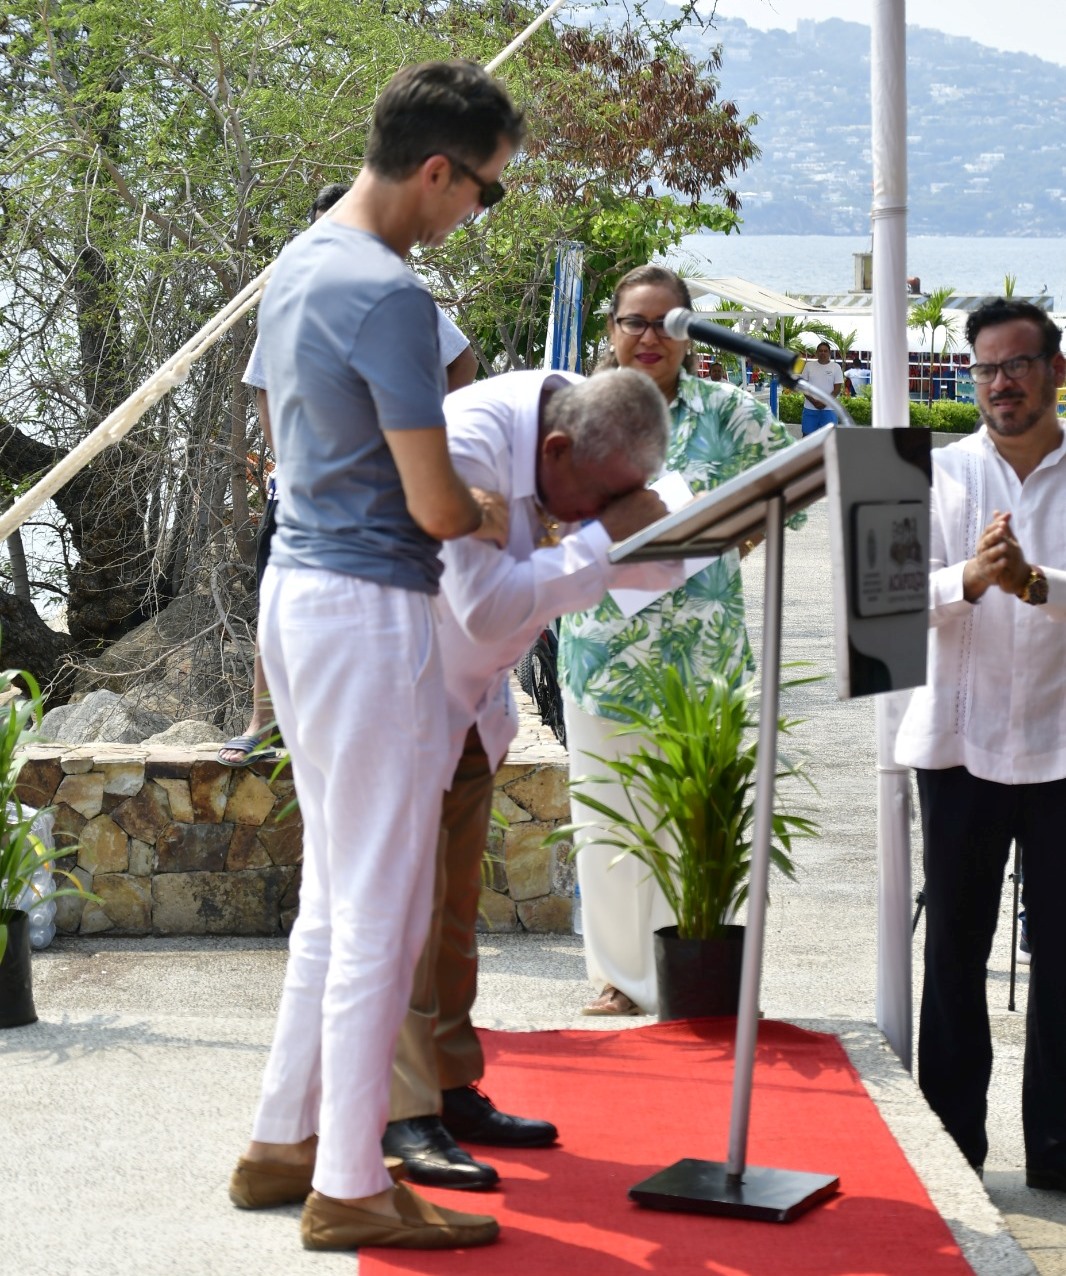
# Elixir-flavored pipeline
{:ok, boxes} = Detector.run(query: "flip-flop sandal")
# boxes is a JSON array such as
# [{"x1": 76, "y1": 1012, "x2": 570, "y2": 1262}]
[
  {"x1": 581, "y1": 985, "x2": 642, "y2": 1016},
  {"x1": 217, "y1": 734, "x2": 279, "y2": 769}
]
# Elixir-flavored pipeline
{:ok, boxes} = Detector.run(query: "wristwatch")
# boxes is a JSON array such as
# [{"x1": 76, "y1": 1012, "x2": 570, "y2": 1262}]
[{"x1": 1018, "y1": 566, "x2": 1049, "y2": 606}]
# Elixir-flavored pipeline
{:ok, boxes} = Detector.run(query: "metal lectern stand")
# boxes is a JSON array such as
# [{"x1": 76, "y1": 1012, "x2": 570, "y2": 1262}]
[
  {"x1": 610, "y1": 341, "x2": 930, "y2": 1222},
  {"x1": 619, "y1": 463, "x2": 838, "y2": 1222}
]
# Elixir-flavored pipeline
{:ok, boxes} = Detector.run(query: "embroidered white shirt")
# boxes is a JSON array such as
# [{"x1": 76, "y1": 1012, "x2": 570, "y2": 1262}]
[
  {"x1": 895, "y1": 425, "x2": 1066, "y2": 783},
  {"x1": 437, "y1": 370, "x2": 677, "y2": 778}
]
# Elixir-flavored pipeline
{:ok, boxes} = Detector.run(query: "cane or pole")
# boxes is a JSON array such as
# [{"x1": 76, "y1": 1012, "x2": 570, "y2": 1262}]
[{"x1": 1008, "y1": 841, "x2": 1022, "y2": 1013}]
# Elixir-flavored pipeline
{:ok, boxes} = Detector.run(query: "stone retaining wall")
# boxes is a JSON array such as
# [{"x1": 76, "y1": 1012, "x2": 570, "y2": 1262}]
[{"x1": 15, "y1": 726, "x2": 573, "y2": 938}]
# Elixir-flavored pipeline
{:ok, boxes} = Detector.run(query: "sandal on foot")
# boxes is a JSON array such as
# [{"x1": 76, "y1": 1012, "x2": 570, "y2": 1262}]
[
  {"x1": 581, "y1": 984, "x2": 641, "y2": 1016},
  {"x1": 217, "y1": 733, "x2": 278, "y2": 768}
]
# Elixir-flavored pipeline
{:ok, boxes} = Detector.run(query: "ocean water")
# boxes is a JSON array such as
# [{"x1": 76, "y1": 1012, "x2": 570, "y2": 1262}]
[{"x1": 673, "y1": 234, "x2": 1066, "y2": 314}]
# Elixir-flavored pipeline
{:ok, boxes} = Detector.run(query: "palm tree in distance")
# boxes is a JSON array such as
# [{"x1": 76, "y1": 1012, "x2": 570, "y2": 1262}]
[
  {"x1": 804, "y1": 319, "x2": 859, "y2": 363},
  {"x1": 908, "y1": 286, "x2": 958, "y2": 406}
]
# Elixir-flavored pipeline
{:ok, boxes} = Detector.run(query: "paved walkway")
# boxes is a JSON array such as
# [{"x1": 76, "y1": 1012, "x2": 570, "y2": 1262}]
[{"x1": 3, "y1": 502, "x2": 1063, "y2": 1274}]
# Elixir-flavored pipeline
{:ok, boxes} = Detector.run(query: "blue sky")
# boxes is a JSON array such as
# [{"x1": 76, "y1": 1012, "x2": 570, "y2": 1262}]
[{"x1": 696, "y1": 1, "x2": 1066, "y2": 68}]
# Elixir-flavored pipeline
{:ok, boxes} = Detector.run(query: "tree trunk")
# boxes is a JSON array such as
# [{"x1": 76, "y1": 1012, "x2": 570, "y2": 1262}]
[
  {"x1": 0, "y1": 590, "x2": 77, "y2": 706},
  {"x1": 6, "y1": 532, "x2": 31, "y2": 604}
]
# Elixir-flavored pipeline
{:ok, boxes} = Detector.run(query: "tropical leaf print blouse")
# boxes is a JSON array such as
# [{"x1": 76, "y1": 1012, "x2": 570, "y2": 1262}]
[{"x1": 558, "y1": 369, "x2": 801, "y2": 721}]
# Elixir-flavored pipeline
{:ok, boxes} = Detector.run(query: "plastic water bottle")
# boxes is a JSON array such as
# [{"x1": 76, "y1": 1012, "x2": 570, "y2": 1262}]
[
  {"x1": 17, "y1": 865, "x2": 56, "y2": 950},
  {"x1": 572, "y1": 883, "x2": 583, "y2": 936},
  {"x1": 12, "y1": 807, "x2": 57, "y2": 950}
]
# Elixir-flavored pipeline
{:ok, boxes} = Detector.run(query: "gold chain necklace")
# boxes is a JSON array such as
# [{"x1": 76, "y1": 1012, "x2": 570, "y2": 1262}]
[{"x1": 534, "y1": 503, "x2": 561, "y2": 548}]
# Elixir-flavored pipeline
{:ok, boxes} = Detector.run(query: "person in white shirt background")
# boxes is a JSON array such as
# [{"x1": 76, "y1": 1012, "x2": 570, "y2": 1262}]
[
  {"x1": 800, "y1": 339, "x2": 844, "y2": 434},
  {"x1": 895, "y1": 298, "x2": 1066, "y2": 1190}
]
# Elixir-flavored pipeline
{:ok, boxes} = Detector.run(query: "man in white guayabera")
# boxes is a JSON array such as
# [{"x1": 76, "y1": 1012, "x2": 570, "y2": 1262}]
[
  {"x1": 230, "y1": 61, "x2": 524, "y2": 1253},
  {"x1": 896, "y1": 298, "x2": 1066, "y2": 1190},
  {"x1": 385, "y1": 368, "x2": 678, "y2": 1190}
]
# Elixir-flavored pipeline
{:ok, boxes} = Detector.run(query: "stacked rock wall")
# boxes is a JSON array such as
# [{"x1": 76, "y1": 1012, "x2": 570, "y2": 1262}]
[{"x1": 15, "y1": 734, "x2": 574, "y2": 937}]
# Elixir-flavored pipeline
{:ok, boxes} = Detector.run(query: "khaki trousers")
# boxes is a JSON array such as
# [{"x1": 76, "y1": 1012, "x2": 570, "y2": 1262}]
[{"x1": 390, "y1": 726, "x2": 495, "y2": 1119}]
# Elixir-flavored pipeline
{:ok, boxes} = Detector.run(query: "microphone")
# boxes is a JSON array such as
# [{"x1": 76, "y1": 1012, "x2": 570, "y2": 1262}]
[{"x1": 664, "y1": 308, "x2": 807, "y2": 387}]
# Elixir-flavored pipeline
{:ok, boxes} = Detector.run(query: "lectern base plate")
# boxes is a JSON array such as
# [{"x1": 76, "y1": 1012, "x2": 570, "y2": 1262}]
[{"x1": 629, "y1": 1158, "x2": 839, "y2": 1223}]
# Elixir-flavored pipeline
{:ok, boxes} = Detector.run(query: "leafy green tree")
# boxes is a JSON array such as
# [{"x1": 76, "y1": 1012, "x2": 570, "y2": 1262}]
[
  {"x1": 803, "y1": 321, "x2": 859, "y2": 363},
  {"x1": 0, "y1": 0, "x2": 758, "y2": 712},
  {"x1": 0, "y1": 0, "x2": 449, "y2": 672},
  {"x1": 908, "y1": 286, "x2": 958, "y2": 406},
  {"x1": 426, "y1": 12, "x2": 758, "y2": 370}
]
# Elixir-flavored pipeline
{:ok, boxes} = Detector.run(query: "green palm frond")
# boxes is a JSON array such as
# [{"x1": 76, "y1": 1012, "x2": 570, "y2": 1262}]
[
  {"x1": 0, "y1": 649, "x2": 98, "y2": 962},
  {"x1": 547, "y1": 659, "x2": 818, "y2": 941}
]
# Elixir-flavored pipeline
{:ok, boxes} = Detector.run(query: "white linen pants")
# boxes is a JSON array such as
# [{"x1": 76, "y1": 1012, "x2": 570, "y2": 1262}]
[
  {"x1": 564, "y1": 696, "x2": 675, "y2": 1014},
  {"x1": 251, "y1": 566, "x2": 448, "y2": 1199}
]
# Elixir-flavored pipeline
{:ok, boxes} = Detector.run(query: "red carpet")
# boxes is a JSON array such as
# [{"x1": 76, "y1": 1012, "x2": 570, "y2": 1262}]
[{"x1": 364, "y1": 1020, "x2": 972, "y2": 1275}]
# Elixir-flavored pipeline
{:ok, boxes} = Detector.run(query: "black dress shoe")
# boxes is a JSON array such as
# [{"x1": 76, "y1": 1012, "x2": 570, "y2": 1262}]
[
  {"x1": 1027, "y1": 1165, "x2": 1066, "y2": 1192},
  {"x1": 382, "y1": 1116, "x2": 499, "y2": 1191},
  {"x1": 441, "y1": 1084, "x2": 558, "y2": 1148}
]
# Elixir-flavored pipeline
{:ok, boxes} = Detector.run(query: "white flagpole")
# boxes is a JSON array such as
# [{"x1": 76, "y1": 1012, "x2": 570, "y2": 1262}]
[{"x1": 870, "y1": 0, "x2": 914, "y2": 1071}]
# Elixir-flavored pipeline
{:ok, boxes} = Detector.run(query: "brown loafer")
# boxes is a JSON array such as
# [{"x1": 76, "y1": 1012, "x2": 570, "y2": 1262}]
[
  {"x1": 301, "y1": 1183, "x2": 499, "y2": 1250},
  {"x1": 581, "y1": 984, "x2": 642, "y2": 1016},
  {"x1": 229, "y1": 1157, "x2": 314, "y2": 1209},
  {"x1": 230, "y1": 1155, "x2": 405, "y2": 1209}
]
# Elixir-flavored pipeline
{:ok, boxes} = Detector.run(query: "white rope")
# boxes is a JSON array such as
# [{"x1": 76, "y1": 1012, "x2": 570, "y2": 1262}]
[
  {"x1": 0, "y1": 0, "x2": 569, "y2": 546},
  {"x1": 484, "y1": 0, "x2": 570, "y2": 71}
]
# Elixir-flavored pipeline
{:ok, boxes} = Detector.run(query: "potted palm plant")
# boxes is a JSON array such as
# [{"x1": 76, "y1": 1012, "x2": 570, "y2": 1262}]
[
  {"x1": 0, "y1": 657, "x2": 95, "y2": 1028},
  {"x1": 551, "y1": 659, "x2": 817, "y2": 1020}
]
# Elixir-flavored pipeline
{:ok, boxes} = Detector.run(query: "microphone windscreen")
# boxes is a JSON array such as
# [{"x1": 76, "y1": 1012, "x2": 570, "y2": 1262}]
[{"x1": 663, "y1": 308, "x2": 692, "y2": 341}]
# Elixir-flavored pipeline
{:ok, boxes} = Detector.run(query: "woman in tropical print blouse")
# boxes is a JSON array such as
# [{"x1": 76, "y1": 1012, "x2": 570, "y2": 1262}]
[{"x1": 558, "y1": 265, "x2": 799, "y2": 1016}]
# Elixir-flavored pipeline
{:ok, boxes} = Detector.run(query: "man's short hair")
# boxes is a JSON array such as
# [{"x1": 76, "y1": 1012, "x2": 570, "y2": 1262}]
[
  {"x1": 816, "y1": 341, "x2": 831, "y2": 352},
  {"x1": 365, "y1": 61, "x2": 525, "y2": 179},
  {"x1": 546, "y1": 369, "x2": 669, "y2": 478},
  {"x1": 310, "y1": 183, "x2": 349, "y2": 220},
  {"x1": 965, "y1": 298, "x2": 1062, "y2": 358}
]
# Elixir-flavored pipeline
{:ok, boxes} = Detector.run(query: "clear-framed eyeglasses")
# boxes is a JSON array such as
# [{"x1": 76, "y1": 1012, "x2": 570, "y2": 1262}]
[{"x1": 968, "y1": 353, "x2": 1048, "y2": 385}]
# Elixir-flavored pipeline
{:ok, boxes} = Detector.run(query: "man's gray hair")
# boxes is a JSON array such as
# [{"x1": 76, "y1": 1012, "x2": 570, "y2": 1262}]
[{"x1": 543, "y1": 368, "x2": 669, "y2": 478}]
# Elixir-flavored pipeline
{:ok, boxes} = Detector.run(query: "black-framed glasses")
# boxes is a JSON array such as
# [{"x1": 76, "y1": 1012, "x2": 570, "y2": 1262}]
[
  {"x1": 614, "y1": 315, "x2": 669, "y2": 336},
  {"x1": 443, "y1": 154, "x2": 505, "y2": 209},
  {"x1": 968, "y1": 353, "x2": 1048, "y2": 385}
]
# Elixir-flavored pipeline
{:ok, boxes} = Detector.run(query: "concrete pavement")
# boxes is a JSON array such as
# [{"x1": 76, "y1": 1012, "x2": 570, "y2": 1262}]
[{"x1": 2, "y1": 501, "x2": 1063, "y2": 1274}]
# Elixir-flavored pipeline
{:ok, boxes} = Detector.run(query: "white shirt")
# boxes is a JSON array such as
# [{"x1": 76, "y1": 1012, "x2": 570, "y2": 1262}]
[
  {"x1": 438, "y1": 370, "x2": 677, "y2": 777},
  {"x1": 803, "y1": 358, "x2": 844, "y2": 398},
  {"x1": 895, "y1": 426, "x2": 1066, "y2": 784}
]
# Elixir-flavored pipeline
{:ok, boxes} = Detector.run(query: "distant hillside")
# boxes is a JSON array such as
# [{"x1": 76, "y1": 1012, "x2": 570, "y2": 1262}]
[{"x1": 572, "y1": 6, "x2": 1066, "y2": 236}]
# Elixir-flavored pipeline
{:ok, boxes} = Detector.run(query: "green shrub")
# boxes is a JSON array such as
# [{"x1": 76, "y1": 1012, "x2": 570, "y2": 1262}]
[
  {"x1": 909, "y1": 401, "x2": 934, "y2": 429},
  {"x1": 844, "y1": 395, "x2": 872, "y2": 425},
  {"x1": 929, "y1": 400, "x2": 980, "y2": 433},
  {"x1": 774, "y1": 388, "x2": 979, "y2": 433},
  {"x1": 778, "y1": 389, "x2": 803, "y2": 424}
]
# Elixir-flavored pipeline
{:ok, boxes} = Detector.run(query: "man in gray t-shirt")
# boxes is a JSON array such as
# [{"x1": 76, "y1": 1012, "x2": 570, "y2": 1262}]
[
  {"x1": 261, "y1": 226, "x2": 459, "y2": 589},
  {"x1": 219, "y1": 180, "x2": 474, "y2": 768},
  {"x1": 233, "y1": 61, "x2": 524, "y2": 1254}
]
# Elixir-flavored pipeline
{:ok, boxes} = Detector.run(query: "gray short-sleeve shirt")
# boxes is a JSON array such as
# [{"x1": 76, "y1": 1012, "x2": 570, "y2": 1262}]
[{"x1": 259, "y1": 222, "x2": 447, "y2": 593}]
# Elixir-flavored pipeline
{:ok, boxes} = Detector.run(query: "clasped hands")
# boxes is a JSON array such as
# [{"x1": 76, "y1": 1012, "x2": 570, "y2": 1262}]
[{"x1": 963, "y1": 510, "x2": 1033, "y2": 602}]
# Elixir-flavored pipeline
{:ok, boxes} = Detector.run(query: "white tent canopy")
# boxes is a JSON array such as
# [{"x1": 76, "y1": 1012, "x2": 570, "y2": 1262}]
[{"x1": 686, "y1": 275, "x2": 827, "y2": 320}]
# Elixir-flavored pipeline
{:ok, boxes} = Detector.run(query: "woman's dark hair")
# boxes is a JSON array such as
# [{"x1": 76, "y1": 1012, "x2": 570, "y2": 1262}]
[
  {"x1": 310, "y1": 183, "x2": 349, "y2": 221},
  {"x1": 600, "y1": 265, "x2": 698, "y2": 374}
]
